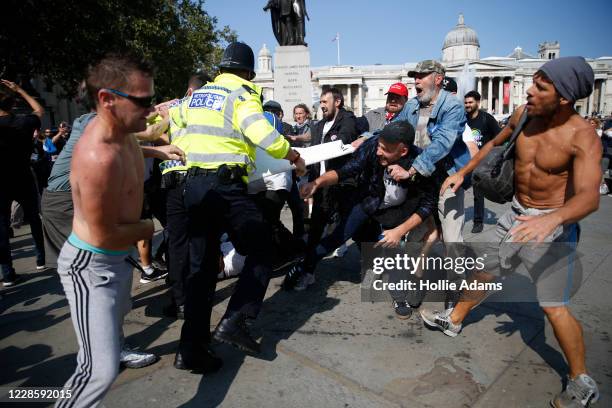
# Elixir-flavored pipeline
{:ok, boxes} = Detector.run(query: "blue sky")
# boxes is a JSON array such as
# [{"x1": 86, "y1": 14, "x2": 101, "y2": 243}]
[{"x1": 202, "y1": 0, "x2": 612, "y2": 67}]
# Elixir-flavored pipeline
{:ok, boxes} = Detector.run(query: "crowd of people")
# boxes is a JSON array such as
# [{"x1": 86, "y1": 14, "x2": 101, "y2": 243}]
[{"x1": 0, "y1": 42, "x2": 606, "y2": 407}]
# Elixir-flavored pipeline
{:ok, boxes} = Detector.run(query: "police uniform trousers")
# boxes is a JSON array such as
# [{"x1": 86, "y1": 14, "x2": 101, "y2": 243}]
[{"x1": 179, "y1": 167, "x2": 276, "y2": 348}]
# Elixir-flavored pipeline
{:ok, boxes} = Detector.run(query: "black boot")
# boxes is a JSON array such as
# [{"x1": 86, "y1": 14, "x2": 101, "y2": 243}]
[
  {"x1": 213, "y1": 313, "x2": 261, "y2": 354},
  {"x1": 174, "y1": 344, "x2": 223, "y2": 373},
  {"x1": 163, "y1": 303, "x2": 185, "y2": 320}
]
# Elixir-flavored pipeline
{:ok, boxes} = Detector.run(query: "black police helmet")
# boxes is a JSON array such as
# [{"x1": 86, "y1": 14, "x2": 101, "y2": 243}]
[{"x1": 219, "y1": 42, "x2": 255, "y2": 78}]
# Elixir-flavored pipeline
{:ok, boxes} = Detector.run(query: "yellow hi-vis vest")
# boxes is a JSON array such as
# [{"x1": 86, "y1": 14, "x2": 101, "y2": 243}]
[
  {"x1": 170, "y1": 73, "x2": 290, "y2": 179},
  {"x1": 159, "y1": 99, "x2": 189, "y2": 175}
]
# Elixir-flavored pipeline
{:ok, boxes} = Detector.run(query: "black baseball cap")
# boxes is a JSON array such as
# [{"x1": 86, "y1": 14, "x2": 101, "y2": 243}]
[{"x1": 442, "y1": 77, "x2": 457, "y2": 93}]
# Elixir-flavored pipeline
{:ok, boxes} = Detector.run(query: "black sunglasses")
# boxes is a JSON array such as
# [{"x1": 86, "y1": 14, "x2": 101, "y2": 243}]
[{"x1": 105, "y1": 88, "x2": 155, "y2": 108}]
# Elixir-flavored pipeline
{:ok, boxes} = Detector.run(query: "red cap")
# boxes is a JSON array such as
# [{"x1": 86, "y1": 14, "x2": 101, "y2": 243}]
[{"x1": 385, "y1": 82, "x2": 408, "y2": 97}]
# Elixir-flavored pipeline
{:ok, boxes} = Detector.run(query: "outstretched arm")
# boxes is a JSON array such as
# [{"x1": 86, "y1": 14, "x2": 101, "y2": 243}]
[{"x1": 1, "y1": 79, "x2": 44, "y2": 118}]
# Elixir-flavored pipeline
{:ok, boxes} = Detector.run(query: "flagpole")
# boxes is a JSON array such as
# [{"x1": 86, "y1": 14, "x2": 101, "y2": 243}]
[{"x1": 336, "y1": 32, "x2": 340, "y2": 65}]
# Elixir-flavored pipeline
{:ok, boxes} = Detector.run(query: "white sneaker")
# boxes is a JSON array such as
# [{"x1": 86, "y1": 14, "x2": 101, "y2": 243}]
[
  {"x1": 599, "y1": 183, "x2": 609, "y2": 195},
  {"x1": 295, "y1": 273, "x2": 315, "y2": 291},
  {"x1": 333, "y1": 244, "x2": 347, "y2": 258},
  {"x1": 551, "y1": 373, "x2": 599, "y2": 407},
  {"x1": 120, "y1": 346, "x2": 158, "y2": 369}
]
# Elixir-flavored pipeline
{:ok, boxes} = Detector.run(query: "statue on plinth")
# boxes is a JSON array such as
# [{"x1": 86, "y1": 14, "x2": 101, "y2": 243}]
[{"x1": 263, "y1": 0, "x2": 309, "y2": 46}]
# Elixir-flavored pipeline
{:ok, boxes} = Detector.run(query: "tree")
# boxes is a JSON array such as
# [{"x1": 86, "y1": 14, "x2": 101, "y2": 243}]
[{"x1": 1, "y1": 0, "x2": 236, "y2": 100}]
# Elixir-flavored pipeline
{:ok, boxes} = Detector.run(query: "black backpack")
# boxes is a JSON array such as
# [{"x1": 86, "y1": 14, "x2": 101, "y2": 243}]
[{"x1": 472, "y1": 110, "x2": 529, "y2": 204}]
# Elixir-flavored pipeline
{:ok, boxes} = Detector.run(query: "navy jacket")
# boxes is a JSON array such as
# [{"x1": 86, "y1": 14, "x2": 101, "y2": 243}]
[{"x1": 335, "y1": 136, "x2": 445, "y2": 220}]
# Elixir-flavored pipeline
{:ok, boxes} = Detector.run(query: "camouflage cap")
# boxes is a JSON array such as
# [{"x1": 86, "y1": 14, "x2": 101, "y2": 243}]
[{"x1": 408, "y1": 60, "x2": 446, "y2": 77}]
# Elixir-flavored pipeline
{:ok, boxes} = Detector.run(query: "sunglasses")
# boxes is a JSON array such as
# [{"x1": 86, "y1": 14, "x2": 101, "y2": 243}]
[{"x1": 105, "y1": 88, "x2": 155, "y2": 108}]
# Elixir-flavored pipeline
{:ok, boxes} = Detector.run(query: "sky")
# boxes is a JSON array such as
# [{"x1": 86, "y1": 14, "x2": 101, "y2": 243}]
[{"x1": 202, "y1": 0, "x2": 612, "y2": 67}]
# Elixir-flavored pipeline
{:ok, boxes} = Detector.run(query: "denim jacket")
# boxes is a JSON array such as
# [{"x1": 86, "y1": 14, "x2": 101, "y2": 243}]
[{"x1": 394, "y1": 90, "x2": 471, "y2": 184}]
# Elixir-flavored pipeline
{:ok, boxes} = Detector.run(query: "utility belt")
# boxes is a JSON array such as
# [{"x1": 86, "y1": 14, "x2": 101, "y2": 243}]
[
  {"x1": 186, "y1": 164, "x2": 247, "y2": 184},
  {"x1": 160, "y1": 170, "x2": 187, "y2": 190}
]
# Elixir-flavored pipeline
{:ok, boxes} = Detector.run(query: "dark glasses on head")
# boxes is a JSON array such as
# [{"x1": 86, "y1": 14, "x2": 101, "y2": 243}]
[{"x1": 105, "y1": 88, "x2": 155, "y2": 108}]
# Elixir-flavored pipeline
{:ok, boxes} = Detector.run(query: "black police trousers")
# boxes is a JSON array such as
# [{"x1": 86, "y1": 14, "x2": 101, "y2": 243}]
[
  {"x1": 180, "y1": 171, "x2": 275, "y2": 346},
  {"x1": 165, "y1": 178, "x2": 190, "y2": 307}
]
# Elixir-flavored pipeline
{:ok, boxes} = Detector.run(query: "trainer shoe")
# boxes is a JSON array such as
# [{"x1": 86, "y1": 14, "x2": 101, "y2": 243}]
[
  {"x1": 333, "y1": 243, "x2": 347, "y2": 258},
  {"x1": 120, "y1": 346, "x2": 158, "y2": 369},
  {"x1": 420, "y1": 308, "x2": 462, "y2": 337},
  {"x1": 282, "y1": 262, "x2": 304, "y2": 290},
  {"x1": 139, "y1": 266, "x2": 168, "y2": 284},
  {"x1": 393, "y1": 300, "x2": 413, "y2": 319},
  {"x1": 295, "y1": 273, "x2": 315, "y2": 291},
  {"x1": 2, "y1": 270, "x2": 20, "y2": 287},
  {"x1": 471, "y1": 223, "x2": 484, "y2": 234},
  {"x1": 551, "y1": 374, "x2": 599, "y2": 407}
]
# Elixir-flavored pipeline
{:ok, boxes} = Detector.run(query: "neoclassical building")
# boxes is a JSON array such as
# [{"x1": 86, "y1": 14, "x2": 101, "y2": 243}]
[{"x1": 254, "y1": 14, "x2": 612, "y2": 119}]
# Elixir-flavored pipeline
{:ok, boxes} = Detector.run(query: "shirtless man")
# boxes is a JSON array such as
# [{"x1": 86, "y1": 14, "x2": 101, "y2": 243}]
[
  {"x1": 55, "y1": 54, "x2": 176, "y2": 408},
  {"x1": 421, "y1": 57, "x2": 601, "y2": 407}
]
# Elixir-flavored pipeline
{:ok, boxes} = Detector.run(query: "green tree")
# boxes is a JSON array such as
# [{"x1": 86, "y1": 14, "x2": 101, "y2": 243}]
[{"x1": 1, "y1": 0, "x2": 236, "y2": 99}]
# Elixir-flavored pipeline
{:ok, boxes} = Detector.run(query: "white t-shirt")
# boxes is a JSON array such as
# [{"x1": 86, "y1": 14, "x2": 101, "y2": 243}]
[
  {"x1": 320, "y1": 120, "x2": 335, "y2": 176},
  {"x1": 379, "y1": 169, "x2": 408, "y2": 209}
]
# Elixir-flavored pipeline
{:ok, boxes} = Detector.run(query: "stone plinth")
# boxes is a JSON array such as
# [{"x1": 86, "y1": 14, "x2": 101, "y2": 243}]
[{"x1": 273, "y1": 45, "x2": 312, "y2": 120}]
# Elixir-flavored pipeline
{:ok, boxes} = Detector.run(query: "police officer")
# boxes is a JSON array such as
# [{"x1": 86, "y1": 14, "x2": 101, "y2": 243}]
[
  {"x1": 159, "y1": 73, "x2": 210, "y2": 320},
  {"x1": 172, "y1": 42, "x2": 306, "y2": 372}
]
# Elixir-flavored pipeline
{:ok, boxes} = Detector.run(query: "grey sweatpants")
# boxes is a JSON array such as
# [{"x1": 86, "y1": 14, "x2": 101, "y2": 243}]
[{"x1": 55, "y1": 242, "x2": 132, "y2": 408}]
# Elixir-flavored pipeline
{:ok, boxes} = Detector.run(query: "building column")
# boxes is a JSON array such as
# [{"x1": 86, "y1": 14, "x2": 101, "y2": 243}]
[
  {"x1": 347, "y1": 85, "x2": 352, "y2": 110},
  {"x1": 598, "y1": 80, "x2": 605, "y2": 115},
  {"x1": 358, "y1": 84, "x2": 363, "y2": 116},
  {"x1": 477, "y1": 77, "x2": 482, "y2": 96},
  {"x1": 587, "y1": 89, "x2": 594, "y2": 116},
  {"x1": 498, "y1": 77, "x2": 504, "y2": 115},
  {"x1": 508, "y1": 77, "x2": 514, "y2": 112},
  {"x1": 602, "y1": 80, "x2": 608, "y2": 115},
  {"x1": 487, "y1": 77, "x2": 493, "y2": 113}
]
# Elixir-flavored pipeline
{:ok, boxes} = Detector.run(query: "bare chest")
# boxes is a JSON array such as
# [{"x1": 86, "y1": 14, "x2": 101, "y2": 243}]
[{"x1": 515, "y1": 130, "x2": 573, "y2": 175}]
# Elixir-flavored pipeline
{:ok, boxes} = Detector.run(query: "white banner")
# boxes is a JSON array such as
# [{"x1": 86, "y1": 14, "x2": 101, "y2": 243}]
[{"x1": 249, "y1": 140, "x2": 355, "y2": 182}]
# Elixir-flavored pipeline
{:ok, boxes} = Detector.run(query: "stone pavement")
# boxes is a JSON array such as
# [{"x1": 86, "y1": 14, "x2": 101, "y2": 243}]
[{"x1": 1, "y1": 190, "x2": 611, "y2": 407}]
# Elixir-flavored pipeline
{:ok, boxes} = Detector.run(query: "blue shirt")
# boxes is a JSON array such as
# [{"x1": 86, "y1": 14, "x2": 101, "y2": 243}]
[
  {"x1": 394, "y1": 90, "x2": 470, "y2": 184},
  {"x1": 46, "y1": 112, "x2": 96, "y2": 192}
]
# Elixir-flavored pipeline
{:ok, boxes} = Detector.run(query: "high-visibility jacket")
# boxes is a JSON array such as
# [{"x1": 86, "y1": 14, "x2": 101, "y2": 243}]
[
  {"x1": 169, "y1": 73, "x2": 290, "y2": 179},
  {"x1": 159, "y1": 98, "x2": 189, "y2": 175}
]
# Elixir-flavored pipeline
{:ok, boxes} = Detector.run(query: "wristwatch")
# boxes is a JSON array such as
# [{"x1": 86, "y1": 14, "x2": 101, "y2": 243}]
[{"x1": 289, "y1": 150, "x2": 301, "y2": 164}]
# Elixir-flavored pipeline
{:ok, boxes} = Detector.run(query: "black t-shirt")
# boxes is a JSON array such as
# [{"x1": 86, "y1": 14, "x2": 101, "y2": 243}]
[
  {"x1": 0, "y1": 113, "x2": 41, "y2": 178},
  {"x1": 466, "y1": 110, "x2": 501, "y2": 148}
]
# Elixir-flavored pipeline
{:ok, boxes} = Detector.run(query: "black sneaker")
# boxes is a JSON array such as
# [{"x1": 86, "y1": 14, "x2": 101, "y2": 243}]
[
  {"x1": 140, "y1": 267, "x2": 168, "y2": 284},
  {"x1": 471, "y1": 223, "x2": 484, "y2": 233},
  {"x1": 282, "y1": 262, "x2": 304, "y2": 290},
  {"x1": 2, "y1": 270, "x2": 20, "y2": 287},
  {"x1": 393, "y1": 300, "x2": 413, "y2": 319}
]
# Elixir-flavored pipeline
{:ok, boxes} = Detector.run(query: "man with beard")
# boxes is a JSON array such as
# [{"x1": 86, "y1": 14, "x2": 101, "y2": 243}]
[
  {"x1": 425, "y1": 57, "x2": 601, "y2": 408},
  {"x1": 463, "y1": 90, "x2": 501, "y2": 233},
  {"x1": 392, "y1": 60, "x2": 471, "y2": 311},
  {"x1": 283, "y1": 87, "x2": 358, "y2": 290},
  {"x1": 394, "y1": 60, "x2": 470, "y2": 244},
  {"x1": 364, "y1": 82, "x2": 409, "y2": 132}
]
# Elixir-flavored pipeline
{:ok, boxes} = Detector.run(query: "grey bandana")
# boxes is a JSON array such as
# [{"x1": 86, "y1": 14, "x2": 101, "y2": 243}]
[{"x1": 539, "y1": 56, "x2": 594, "y2": 102}]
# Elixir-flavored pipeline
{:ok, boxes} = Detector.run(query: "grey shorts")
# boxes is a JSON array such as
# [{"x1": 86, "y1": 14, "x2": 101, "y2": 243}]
[{"x1": 483, "y1": 196, "x2": 582, "y2": 307}]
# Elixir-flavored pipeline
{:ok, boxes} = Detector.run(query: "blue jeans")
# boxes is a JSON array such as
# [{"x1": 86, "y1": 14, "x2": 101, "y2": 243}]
[{"x1": 305, "y1": 204, "x2": 376, "y2": 271}]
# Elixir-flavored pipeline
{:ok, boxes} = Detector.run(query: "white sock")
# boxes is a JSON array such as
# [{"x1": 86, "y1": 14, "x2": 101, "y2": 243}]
[{"x1": 142, "y1": 264, "x2": 154, "y2": 275}]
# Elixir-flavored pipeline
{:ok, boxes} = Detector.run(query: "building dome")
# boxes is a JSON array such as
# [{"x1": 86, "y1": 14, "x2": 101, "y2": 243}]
[
  {"x1": 443, "y1": 14, "x2": 480, "y2": 49},
  {"x1": 258, "y1": 43, "x2": 271, "y2": 58},
  {"x1": 257, "y1": 43, "x2": 272, "y2": 73},
  {"x1": 442, "y1": 14, "x2": 480, "y2": 63}
]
